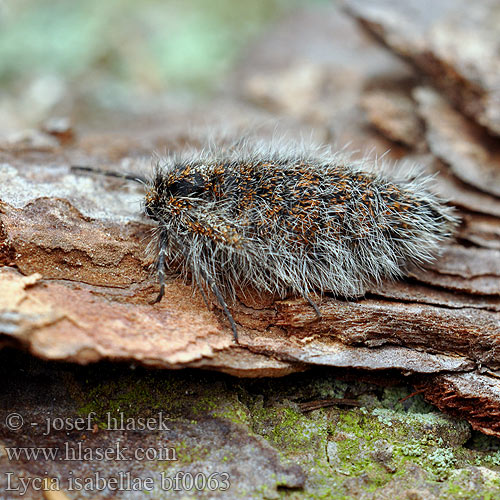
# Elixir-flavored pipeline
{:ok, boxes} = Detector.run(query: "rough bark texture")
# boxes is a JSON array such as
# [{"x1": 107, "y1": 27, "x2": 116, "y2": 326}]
[{"x1": 1, "y1": 2, "x2": 500, "y2": 498}]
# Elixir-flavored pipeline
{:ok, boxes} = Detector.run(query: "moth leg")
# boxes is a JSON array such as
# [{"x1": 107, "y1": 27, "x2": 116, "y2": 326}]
[
  {"x1": 193, "y1": 272, "x2": 211, "y2": 310},
  {"x1": 304, "y1": 294, "x2": 322, "y2": 319},
  {"x1": 150, "y1": 230, "x2": 168, "y2": 304},
  {"x1": 171, "y1": 215, "x2": 242, "y2": 341},
  {"x1": 199, "y1": 267, "x2": 239, "y2": 342},
  {"x1": 171, "y1": 233, "x2": 239, "y2": 342}
]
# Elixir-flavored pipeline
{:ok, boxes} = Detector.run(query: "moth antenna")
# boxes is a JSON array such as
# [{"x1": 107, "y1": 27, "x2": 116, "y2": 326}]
[{"x1": 71, "y1": 165, "x2": 147, "y2": 185}]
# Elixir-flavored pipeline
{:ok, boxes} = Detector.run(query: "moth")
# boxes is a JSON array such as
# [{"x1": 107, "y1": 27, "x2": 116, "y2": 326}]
[{"x1": 73, "y1": 140, "x2": 458, "y2": 341}]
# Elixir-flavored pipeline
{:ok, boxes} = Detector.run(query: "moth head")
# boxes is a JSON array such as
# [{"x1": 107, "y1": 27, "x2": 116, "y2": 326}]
[
  {"x1": 144, "y1": 189, "x2": 161, "y2": 220},
  {"x1": 144, "y1": 168, "x2": 207, "y2": 220},
  {"x1": 165, "y1": 169, "x2": 206, "y2": 198}
]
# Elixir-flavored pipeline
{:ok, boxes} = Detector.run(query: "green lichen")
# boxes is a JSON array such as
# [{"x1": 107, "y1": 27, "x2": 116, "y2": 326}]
[
  {"x1": 489, "y1": 453, "x2": 500, "y2": 467},
  {"x1": 210, "y1": 396, "x2": 252, "y2": 426},
  {"x1": 400, "y1": 442, "x2": 425, "y2": 457},
  {"x1": 76, "y1": 371, "x2": 183, "y2": 424},
  {"x1": 427, "y1": 447, "x2": 456, "y2": 476},
  {"x1": 171, "y1": 440, "x2": 210, "y2": 466},
  {"x1": 250, "y1": 403, "x2": 327, "y2": 458},
  {"x1": 67, "y1": 365, "x2": 500, "y2": 499}
]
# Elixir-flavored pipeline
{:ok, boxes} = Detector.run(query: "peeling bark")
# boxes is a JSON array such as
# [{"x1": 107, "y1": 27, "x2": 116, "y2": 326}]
[{"x1": 1, "y1": 2, "x2": 500, "y2": 439}]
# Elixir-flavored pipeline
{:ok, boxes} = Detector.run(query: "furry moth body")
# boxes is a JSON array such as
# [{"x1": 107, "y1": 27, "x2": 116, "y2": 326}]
[{"x1": 142, "y1": 142, "x2": 458, "y2": 341}]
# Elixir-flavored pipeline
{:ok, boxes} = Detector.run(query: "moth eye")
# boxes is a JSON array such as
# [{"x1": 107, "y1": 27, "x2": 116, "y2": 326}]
[{"x1": 168, "y1": 178, "x2": 204, "y2": 197}]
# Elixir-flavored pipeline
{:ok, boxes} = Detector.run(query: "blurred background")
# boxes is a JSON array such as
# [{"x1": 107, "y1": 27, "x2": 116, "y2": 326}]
[{"x1": 0, "y1": 0, "x2": 328, "y2": 134}]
